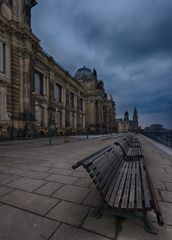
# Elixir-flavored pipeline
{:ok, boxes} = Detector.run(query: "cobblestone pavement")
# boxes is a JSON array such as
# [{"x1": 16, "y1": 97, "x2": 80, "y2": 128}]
[{"x1": 0, "y1": 135, "x2": 172, "y2": 240}]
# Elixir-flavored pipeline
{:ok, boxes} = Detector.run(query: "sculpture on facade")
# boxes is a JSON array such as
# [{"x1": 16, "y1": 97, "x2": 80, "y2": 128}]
[
  {"x1": 93, "y1": 68, "x2": 97, "y2": 78},
  {"x1": 0, "y1": 0, "x2": 12, "y2": 6},
  {"x1": 24, "y1": 0, "x2": 37, "y2": 27}
]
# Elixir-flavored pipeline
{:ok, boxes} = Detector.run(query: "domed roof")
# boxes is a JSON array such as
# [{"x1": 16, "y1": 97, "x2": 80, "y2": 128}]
[{"x1": 74, "y1": 66, "x2": 93, "y2": 80}]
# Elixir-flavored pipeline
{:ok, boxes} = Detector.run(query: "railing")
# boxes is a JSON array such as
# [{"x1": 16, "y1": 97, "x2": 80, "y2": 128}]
[{"x1": 142, "y1": 131, "x2": 172, "y2": 148}]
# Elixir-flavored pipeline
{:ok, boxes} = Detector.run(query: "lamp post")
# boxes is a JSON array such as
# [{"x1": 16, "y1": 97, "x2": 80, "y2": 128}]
[{"x1": 47, "y1": 106, "x2": 56, "y2": 146}]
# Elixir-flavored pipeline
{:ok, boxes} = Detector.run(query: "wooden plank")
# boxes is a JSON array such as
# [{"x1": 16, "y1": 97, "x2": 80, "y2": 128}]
[
  {"x1": 128, "y1": 161, "x2": 136, "y2": 208},
  {"x1": 113, "y1": 162, "x2": 129, "y2": 208},
  {"x1": 83, "y1": 146, "x2": 112, "y2": 167},
  {"x1": 72, "y1": 145, "x2": 112, "y2": 169},
  {"x1": 121, "y1": 162, "x2": 132, "y2": 208},
  {"x1": 136, "y1": 160, "x2": 142, "y2": 209},
  {"x1": 104, "y1": 161, "x2": 126, "y2": 202},
  {"x1": 107, "y1": 162, "x2": 127, "y2": 206},
  {"x1": 94, "y1": 152, "x2": 116, "y2": 182},
  {"x1": 98, "y1": 154, "x2": 123, "y2": 192},
  {"x1": 140, "y1": 161, "x2": 151, "y2": 209}
]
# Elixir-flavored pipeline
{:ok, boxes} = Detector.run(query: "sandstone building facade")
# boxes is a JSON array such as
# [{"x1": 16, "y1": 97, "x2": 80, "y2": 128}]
[
  {"x1": 0, "y1": 0, "x2": 116, "y2": 139},
  {"x1": 117, "y1": 108, "x2": 139, "y2": 133}
]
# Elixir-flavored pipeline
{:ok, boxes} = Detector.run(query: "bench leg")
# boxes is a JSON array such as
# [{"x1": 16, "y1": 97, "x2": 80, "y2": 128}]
[
  {"x1": 143, "y1": 211, "x2": 158, "y2": 234},
  {"x1": 90, "y1": 199, "x2": 105, "y2": 218}
]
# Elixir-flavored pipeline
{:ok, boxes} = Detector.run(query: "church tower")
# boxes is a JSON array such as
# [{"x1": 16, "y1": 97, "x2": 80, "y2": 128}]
[
  {"x1": 133, "y1": 107, "x2": 138, "y2": 122},
  {"x1": 124, "y1": 111, "x2": 129, "y2": 121},
  {"x1": 133, "y1": 107, "x2": 138, "y2": 131}
]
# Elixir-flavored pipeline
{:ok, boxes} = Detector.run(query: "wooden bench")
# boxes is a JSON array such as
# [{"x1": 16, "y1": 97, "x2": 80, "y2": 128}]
[
  {"x1": 115, "y1": 138, "x2": 143, "y2": 159},
  {"x1": 72, "y1": 145, "x2": 164, "y2": 233},
  {"x1": 124, "y1": 135, "x2": 141, "y2": 147}
]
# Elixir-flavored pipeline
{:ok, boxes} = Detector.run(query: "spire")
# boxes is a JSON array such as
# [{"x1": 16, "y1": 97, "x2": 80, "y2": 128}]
[
  {"x1": 133, "y1": 107, "x2": 138, "y2": 122},
  {"x1": 124, "y1": 111, "x2": 129, "y2": 121}
]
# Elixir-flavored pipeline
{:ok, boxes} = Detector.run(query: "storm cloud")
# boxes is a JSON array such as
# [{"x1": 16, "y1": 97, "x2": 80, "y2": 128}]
[{"x1": 32, "y1": 0, "x2": 172, "y2": 129}]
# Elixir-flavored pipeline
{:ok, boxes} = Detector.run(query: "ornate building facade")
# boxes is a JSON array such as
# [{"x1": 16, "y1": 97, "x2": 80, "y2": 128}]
[
  {"x1": 117, "y1": 108, "x2": 139, "y2": 133},
  {"x1": 0, "y1": 0, "x2": 116, "y2": 139},
  {"x1": 75, "y1": 66, "x2": 116, "y2": 134}
]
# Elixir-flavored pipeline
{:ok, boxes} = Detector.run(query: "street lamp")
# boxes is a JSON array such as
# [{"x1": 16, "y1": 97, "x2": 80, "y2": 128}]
[{"x1": 47, "y1": 106, "x2": 56, "y2": 146}]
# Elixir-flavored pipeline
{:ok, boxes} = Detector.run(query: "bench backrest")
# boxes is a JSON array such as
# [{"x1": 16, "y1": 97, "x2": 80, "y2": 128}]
[{"x1": 115, "y1": 139, "x2": 129, "y2": 155}]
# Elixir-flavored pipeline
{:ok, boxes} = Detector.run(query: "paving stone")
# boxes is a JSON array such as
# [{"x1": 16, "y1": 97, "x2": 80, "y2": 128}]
[
  {"x1": 152, "y1": 180, "x2": 166, "y2": 190},
  {"x1": 50, "y1": 162, "x2": 71, "y2": 169},
  {"x1": 0, "y1": 173, "x2": 21, "y2": 185},
  {"x1": 72, "y1": 170, "x2": 88, "y2": 178},
  {"x1": 0, "y1": 205, "x2": 59, "y2": 240},
  {"x1": 0, "y1": 190, "x2": 59, "y2": 216},
  {"x1": 83, "y1": 189, "x2": 101, "y2": 207},
  {"x1": 1, "y1": 168, "x2": 50, "y2": 179},
  {"x1": 45, "y1": 174, "x2": 78, "y2": 184},
  {"x1": 149, "y1": 167, "x2": 166, "y2": 173},
  {"x1": 83, "y1": 213, "x2": 116, "y2": 238},
  {"x1": 7, "y1": 177, "x2": 46, "y2": 192},
  {"x1": 48, "y1": 168, "x2": 74, "y2": 176},
  {"x1": 50, "y1": 224, "x2": 110, "y2": 240},
  {"x1": 47, "y1": 200, "x2": 89, "y2": 226},
  {"x1": 159, "y1": 201, "x2": 172, "y2": 225},
  {"x1": 0, "y1": 185, "x2": 13, "y2": 196},
  {"x1": 116, "y1": 219, "x2": 172, "y2": 240},
  {"x1": 52, "y1": 184, "x2": 89, "y2": 203},
  {"x1": 155, "y1": 190, "x2": 162, "y2": 201},
  {"x1": 152, "y1": 173, "x2": 172, "y2": 182},
  {"x1": 74, "y1": 176, "x2": 92, "y2": 188},
  {"x1": 164, "y1": 168, "x2": 172, "y2": 174},
  {"x1": 165, "y1": 182, "x2": 172, "y2": 191},
  {"x1": 160, "y1": 190, "x2": 172, "y2": 202},
  {"x1": 34, "y1": 182, "x2": 63, "y2": 196}
]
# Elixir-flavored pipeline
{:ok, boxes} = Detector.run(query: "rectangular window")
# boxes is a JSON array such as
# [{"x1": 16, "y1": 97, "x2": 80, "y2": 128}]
[
  {"x1": 54, "y1": 84, "x2": 62, "y2": 103},
  {"x1": 35, "y1": 106, "x2": 43, "y2": 126},
  {"x1": 70, "y1": 113, "x2": 75, "y2": 128},
  {"x1": 80, "y1": 98, "x2": 83, "y2": 111},
  {"x1": 70, "y1": 92, "x2": 74, "y2": 108},
  {"x1": 0, "y1": 41, "x2": 5, "y2": 73},
  {"x1": 35, "y1": 71, "x2": 43, "y2": 95},
  {"x1": 44, "y1": 76, "x2": 48, "y2": 96},
  {"x1": 55, "y1": 111, "x2": 62, "y2": 128}
]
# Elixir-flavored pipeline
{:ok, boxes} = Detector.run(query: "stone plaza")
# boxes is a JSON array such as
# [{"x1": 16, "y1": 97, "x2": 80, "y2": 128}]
[{"x1": 0, "y1": 135, "x2": 172, "y2": 239}]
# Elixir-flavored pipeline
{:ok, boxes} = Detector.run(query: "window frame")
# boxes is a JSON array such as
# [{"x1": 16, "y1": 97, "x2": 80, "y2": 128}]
[
  {"x1": 0, "y1": 41, "x2": 5, "y2": 74},
  {"x1": 35, "y1": 71, "x2": 43, "y2": 96}
]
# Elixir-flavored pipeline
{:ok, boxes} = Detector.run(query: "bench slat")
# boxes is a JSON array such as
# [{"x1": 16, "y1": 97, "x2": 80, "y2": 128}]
[
  {"x1": 113, "y1": 162, "x2": 129, "y2": 208},
  {"x1": 121, "y1": 162, "x2": 132, "y2": 208},
  {"x1": 99, "y1": 154, "x2": 123, "y2": 194},
  {"x1": 104, "y1": 161, "x2": 126, "y2": 203},
  {"x1": 128, "y1": 161, "x2": 136, "y2": 208},
  {"x1": 108, "y1": 161, "x2": 128, "y2": 206},
  {"x1": 140, "y1": 161, "x2": 151, "y2": 209},
  {"x1": 136, "y1": 161, "x2": 142, "y2": 208},
  {"x1": 93, "y1": 152, "x2": 115, "y2": 183}
]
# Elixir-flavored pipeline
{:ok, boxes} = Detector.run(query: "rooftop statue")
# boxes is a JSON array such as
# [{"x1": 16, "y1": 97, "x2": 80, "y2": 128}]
[
  {"x1": 0, "y1": 0, "x2": 12, "y2": 6},
  {"x1": 93, "y1": 68, "x2": 97, "y2": 78},
  {"x1": 24, "y1": 0, "x2": 37, "y2": 27}
]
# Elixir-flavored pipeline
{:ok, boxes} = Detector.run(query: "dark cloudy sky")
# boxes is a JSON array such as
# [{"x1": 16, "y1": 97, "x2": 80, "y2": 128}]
[{"x1": 32, "y1": 0, "x2": 172, "y2": 129}]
